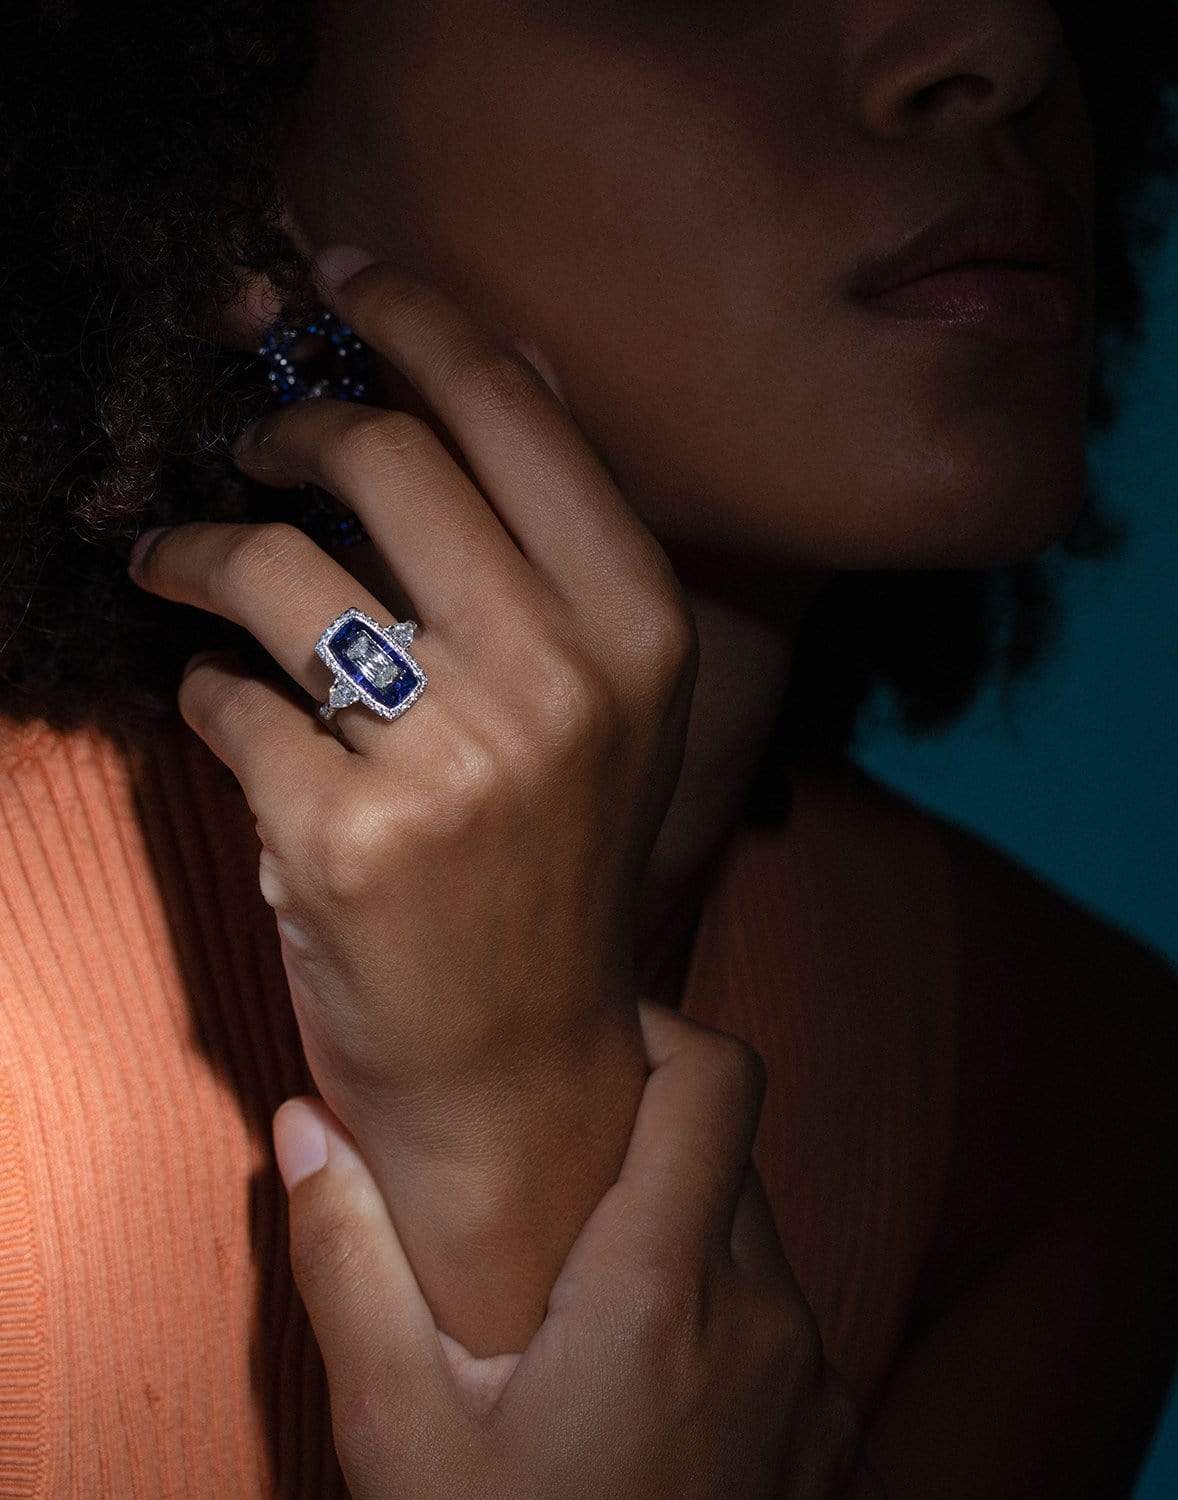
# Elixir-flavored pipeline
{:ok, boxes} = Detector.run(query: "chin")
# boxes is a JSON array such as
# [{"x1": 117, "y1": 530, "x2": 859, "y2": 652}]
[
  {"x1": 857, "y1": 448, "x2": 1090, "y2": 569},
  {"x1": 673, "y1": 432, "x2": 1090, "y2": 581},
  {"x1": 624, "y1": 452, "x2": 1091, "y2": 594},
  {"x1": 780, "y1": 382, "x2": 1092, "y2": 571},
  {"x1": 859, "y1": 341, "x2": 1093, "y2": 568},
  {"x1": 577, "y1": 343, "x2": 1093, "y2": 578}
]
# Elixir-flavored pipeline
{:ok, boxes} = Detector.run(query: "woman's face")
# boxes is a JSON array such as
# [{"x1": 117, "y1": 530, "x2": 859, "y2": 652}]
[{"x1": 276, "y1": 0, "x2": 1094, "y2": 582}]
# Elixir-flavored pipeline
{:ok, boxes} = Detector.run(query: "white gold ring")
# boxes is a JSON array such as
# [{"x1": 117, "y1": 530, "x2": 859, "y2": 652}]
[{"x1": 314, "y1": 607, "x2": 428, "y2": 724}]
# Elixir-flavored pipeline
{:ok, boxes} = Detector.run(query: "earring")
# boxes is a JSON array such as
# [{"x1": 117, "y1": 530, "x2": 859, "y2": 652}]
[{"x1": 255, "y1": 307, "x2": 373, "y2": 549}]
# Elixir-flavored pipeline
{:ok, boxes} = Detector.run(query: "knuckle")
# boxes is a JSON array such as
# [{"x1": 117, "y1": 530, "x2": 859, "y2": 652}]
[
  {"x1": 530, "y1": 656, "x2": 620, "y2": 754},
  {"x1": 313, "y1": 739, "x2": 506, "y2": 886},
  {"x1": 441, "y1": 345, "x2": 540, "y2": 422},
  {"x1": 334, "y1": 408, "x2": 434, "y2": 472},
  {"x1": 313, "y1": 789, "x2": 398, "y2": 899},
  {"x1": 617, "y1": 594, "x2": 699, "y2": 712},
  {"x1": 257, "y1": 846, "x2": 293, "y2": 914},
  {"x1": 421, "y1": 733, "x2": 504, "y2": 833},
  {"x1": 369, "y1": 271, "x2": 435, "y2": 326},
  {"x1": 214, "y1": 521, "x2": 311, "y2": 597},
  {"x1": 177, "y1": 666, "x2": 252, "y2": 741},
  {"x1": 651, "y1": 601, "x2": 700, "y2": 678},
  {"x1": 174, "y1": 662, "x2": 219, "y2": 731},
  {"x1": 705, "y1": 1033, "x2": 768, "y2": 1115},
  {"x1": 621, "y1": 1261, "x2": 717, "y2": 1417}
]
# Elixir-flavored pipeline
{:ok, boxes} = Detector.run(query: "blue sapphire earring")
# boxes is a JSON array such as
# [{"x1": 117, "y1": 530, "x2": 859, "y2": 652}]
[{"x1": 255, "y1": 307, "x2": 373, "y2": 549}]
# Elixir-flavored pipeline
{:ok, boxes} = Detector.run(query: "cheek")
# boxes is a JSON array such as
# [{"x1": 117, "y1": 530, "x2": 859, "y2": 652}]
[
  {"x1": 423, "y1": 109, "x2": 1093, "y2": 571},
  {"x1": 287, "y1": 7, "x2": 1094, "y2": 574}
]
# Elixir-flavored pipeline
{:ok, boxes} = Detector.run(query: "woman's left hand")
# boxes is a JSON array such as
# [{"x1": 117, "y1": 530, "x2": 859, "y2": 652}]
[{"x1": 273, "y1": 998, "x2": 875, "y2": 1500}]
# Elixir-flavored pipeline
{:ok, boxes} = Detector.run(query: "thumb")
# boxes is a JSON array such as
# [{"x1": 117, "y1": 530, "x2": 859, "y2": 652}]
[{"x1": 272, "y1": 1097, "x2": 457, "y2": 1434}]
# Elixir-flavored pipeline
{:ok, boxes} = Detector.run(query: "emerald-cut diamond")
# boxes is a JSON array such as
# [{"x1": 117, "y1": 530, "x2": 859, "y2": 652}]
[
  {"x1": 314, "y1": 608, "x2": 427, "y2": 723},
  {"x1": 343, "y1": 629, "x2": 402, "y2": 689}
]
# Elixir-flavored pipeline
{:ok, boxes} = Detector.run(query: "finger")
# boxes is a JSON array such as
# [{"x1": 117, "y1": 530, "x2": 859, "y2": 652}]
[
  {"x1": 272, "y1": 1097, "x2": 467, "y2": 1460},
  {"x1": 434, "y1": 1330, "x2": 522, "y2": 1422},
  {"x1": 728, "y1": 1160, "x2": 792, "y2": 1286},
  {"x1": 312, "y1": 249, "x2": 684, "y2": 633},
  {"x1": 175, "y1": 652, "x2": 349, "y2": 842},
  {"x1": 129, "y1": 519, "x2": 453, "y2": 756},
  {"x1": 549, "y1": 1000, "x2": 768, "y2": 1302},
  {"x1": 231, "y1": 394, "x2": 546, "y2": 639}
]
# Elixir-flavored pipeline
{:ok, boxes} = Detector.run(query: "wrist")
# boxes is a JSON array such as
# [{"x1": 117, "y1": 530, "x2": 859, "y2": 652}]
[
  {"x1": 309, "y1": 1002, "x2": 650, "y2": 1354},
  {"x1": 335, "y1": 993, "x2": 648, "y2": 1157}
]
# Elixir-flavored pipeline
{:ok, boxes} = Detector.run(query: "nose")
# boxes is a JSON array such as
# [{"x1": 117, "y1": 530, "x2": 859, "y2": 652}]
[{"x1": 851, "y1": 1, "x2": 1064, "y2": 138}]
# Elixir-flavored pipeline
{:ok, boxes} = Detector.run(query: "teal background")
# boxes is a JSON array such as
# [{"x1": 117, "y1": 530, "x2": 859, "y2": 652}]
[{"x1": 851, "y1": 220, "x2": 1177, "y2": 1495}]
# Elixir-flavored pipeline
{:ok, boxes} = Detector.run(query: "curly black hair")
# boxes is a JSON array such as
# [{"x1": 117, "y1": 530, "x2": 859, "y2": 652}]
[{"x1": 1, "y1": 3, "x2": 1176, "y2": 823}]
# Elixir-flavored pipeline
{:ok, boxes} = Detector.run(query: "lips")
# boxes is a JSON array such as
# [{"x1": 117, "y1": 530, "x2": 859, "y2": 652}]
[
  {"x1": 862, "y1": 261, "x2": 1082, "y2": 341},
  {"x1": 850, "y1": 176, "x2": 1088, "y2": 296}
]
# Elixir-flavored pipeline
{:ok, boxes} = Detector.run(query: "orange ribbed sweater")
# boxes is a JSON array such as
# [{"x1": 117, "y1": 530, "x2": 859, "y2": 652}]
[
  {"x1": 0, "y1": 717, "x2": 340, "y2": 1497},
  {"x1": 0, "y1": 713, "x2": 946, "y2": 1496}
]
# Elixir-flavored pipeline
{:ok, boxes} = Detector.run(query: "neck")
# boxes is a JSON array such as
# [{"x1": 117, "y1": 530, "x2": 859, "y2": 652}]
[{"x1": 633, "y1": 556, "x2": 828, "y2": 1007}]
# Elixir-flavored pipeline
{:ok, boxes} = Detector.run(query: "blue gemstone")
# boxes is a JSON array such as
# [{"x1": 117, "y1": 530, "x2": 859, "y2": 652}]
[{"x1": 326, "y1": 617, "x2": 421, "y2": 712}]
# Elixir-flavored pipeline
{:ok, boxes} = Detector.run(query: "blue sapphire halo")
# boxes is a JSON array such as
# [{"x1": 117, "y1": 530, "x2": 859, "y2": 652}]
[{"x1": 314, "y1": 608, "x2": 428, "y2": 724}]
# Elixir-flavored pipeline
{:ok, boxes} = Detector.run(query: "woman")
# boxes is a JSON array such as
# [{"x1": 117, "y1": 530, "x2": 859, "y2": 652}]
[{"x1": 2, "y1": 1, "x2": 1176, "y2": 1494}]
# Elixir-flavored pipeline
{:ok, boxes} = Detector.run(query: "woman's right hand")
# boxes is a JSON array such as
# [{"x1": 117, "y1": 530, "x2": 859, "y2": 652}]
[
  {"x1": 138, "y1": 251, "x2": 702, "y2": 1353},
  {"x1": 273, "y1": 998, "x2": 876, "y2": 1498}
]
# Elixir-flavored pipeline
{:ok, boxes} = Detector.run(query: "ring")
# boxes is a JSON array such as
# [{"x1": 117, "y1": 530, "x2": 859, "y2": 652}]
[{"x1": 314, "y1": 607, "x2": 428, "y2": 724}]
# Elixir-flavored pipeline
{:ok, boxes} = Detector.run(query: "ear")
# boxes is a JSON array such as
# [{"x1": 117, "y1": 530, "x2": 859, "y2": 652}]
[
  {"x1": 204, "y1": 201, "x2": 319, "y2": 352},
  {"x1": 205, "y1": 266, "x2": 289, "y2": 353}
]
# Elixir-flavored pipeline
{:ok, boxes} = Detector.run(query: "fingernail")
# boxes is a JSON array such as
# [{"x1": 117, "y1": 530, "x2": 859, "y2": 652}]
[
  {"x1": 128, "y1": 525, "x2": 170, "y2": 577},
  {"x1": 312, "y1": 243, "x2": 378, "y2": 295},
  {"x1": 181, "y1": 650, "x2": 224, "y2": 679},
  {"x1": 273, "y1": 1099, "x2": 329, "y2": 1192}
]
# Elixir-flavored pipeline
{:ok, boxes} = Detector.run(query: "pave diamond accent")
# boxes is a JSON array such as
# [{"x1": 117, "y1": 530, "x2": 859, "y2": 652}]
[
  {"x1": 328, "y1": 678, "x2": 361, "y2": 710},
  {"x1": 315, "y1": 608, "x2": 427, "y2": 723}
]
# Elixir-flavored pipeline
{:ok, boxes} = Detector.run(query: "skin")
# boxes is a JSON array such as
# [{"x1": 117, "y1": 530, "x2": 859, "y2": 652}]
[
  {"x1": 135, "y1": 252, "x2": 698, "y2": 1354},
  {"x1": 275, "y1": 1002, "x2": 874, "y2": 1498},
  {"x1": 135, "y1": 256, "x2": 880, "y2": 1492},
  {"x1": 128, "y1": 0, "x2": 1178, "y2": 1491},
  {"x1": 271, "y1": 0, "x2": 1094, "y2": 976}
]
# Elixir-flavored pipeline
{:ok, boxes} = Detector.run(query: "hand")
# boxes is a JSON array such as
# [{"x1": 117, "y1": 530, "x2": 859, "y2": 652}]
[
  {"x1": 273, "y1": 998, "x2": 870, "y2": 1500},
  {"x1": 128, "y1": 247, "x2": 699, "y2": 1349}
]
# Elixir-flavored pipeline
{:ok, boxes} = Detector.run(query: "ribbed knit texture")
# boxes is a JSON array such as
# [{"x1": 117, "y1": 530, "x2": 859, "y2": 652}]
[
  {"x1": 0, "y1": 718, "x2": 339, "y2": 1497},
  {"x1": 0, "y1": 714, "x2": 953, "y2": 1495}
]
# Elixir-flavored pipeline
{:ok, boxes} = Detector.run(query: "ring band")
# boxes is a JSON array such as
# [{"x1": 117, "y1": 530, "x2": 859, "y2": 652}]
[{"x1": 314, "y1": 607, "x2": 428, "y2": 723}]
